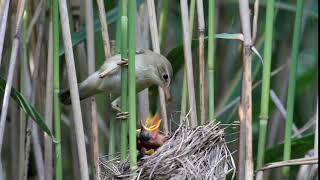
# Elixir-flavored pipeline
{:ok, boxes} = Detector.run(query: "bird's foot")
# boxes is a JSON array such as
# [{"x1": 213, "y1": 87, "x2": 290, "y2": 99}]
[
  {"x1": 110, "y1": 99, "x2": 129, "y2": 119},
  {"x1": 116, "y1": 111, "x2": 129, "y2": 119},
  {"x1": 117, "y1": 59, "x2": 128, "y2": 66},
  {"x1": 99, "y1": 66, "x2": 120, "y2": 78}
]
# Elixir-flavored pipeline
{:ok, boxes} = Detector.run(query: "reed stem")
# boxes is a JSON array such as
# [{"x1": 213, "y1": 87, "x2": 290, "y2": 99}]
[
  {"x1": 208, "y1": 0, "x2": 215, "y2": 122},
  {"x1": 196, "y1": 0, "x2": 206, "y2": 125},
  {"x1": 128, "y1": 0, "x2": 137, "y2": 172},
  {"x1": 120, "y1": 12, "x2": 128, "y2": 160},
  {"x1": 158, "y1": 0, "x2": 168, "y2": 49},
  {"x1": 18, "y1": 6, "x2": 28, "y2": 180},
  {"x1": 238, "y1": 0, "x2": 253, "y2": 179},
  {"x1": 146, "y1": 0, "x2": 169, "y2": 134},
  {"x1": 256, "y1": 0, "x2": 275, "y2": 174},
  {"x1": 59, "y1": 0, "x2": 89, "y2": 178},
  {"x1": 0, "y1": 0, "x2": 26, "y2": 156},
  {"x1": 180, "y1": 0, "x2": 196, "y2": 122},
  {"x1": 283, "y1": 0, "x2": 304, "y2": 175},
  {"x1": 180, "y1": 0, "x2": 198, "y2": 128},
  {"x1": 52, "y1": 0, "x2": 62, "y2": 179}
]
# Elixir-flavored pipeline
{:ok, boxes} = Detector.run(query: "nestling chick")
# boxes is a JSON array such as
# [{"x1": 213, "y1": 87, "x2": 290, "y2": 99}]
[
  {"x1": 59, "y1": 49, "x2": 173, "y2": 105},
  {"x1": 137, "y1": 113, "x2": 167, "y2": 160}
]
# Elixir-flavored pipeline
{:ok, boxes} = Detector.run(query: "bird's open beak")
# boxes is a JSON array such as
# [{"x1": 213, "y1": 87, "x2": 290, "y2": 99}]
[{"x1": 141, "y1": 113, "x2": 161, "y2": 132}]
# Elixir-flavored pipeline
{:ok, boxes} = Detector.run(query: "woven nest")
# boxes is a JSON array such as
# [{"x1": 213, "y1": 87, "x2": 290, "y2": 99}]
[{"x1": 99, "y1": 120, "x2": 236, "y2": 180}]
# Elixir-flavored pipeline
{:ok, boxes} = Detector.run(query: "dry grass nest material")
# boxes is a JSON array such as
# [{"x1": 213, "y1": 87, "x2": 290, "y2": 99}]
[{"x1": 99, "y1": 120, "x2": 236, "y2": 180}]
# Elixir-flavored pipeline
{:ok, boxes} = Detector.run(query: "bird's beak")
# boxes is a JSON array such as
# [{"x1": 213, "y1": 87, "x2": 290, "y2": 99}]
[
  {"x1": 141, "y1": 113, "x2": 161, "y2": 132},
  {"x1": 163, "y1": 86, "x2": 171, "y2": 101}
]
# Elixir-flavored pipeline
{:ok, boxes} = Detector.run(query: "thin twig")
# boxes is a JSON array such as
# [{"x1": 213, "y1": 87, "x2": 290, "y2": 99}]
[
  {"x1": 26, "y1": 0, "x2": 44, "y2": 45},
  {"x1": 252, "y1": 0, "x2": 259, "y2": 43},
  {"x1": 256, "y1": 157, "x2": 318, "y2": 171},
  {"x1": 270, "y1": 90, "x2": 300, "y2": 136},
  {"x1": 32, "y1": 123, "x2": 45, "y2": 180},
  {"x1": 0, "y1": 0, "x2": 10, "y2": 66},
  {"x1": 59, "y1": 0, "x2": 89, "y2": 179},
  {"x1": 314, "y1": 99, "x2": 318, "y2": 157},
  {"x1": 146, "y1": 0, "x2": 169, "y2": 134},
  {"x1": 96, "y1": 0, "x2": 111, "y2": 59}
]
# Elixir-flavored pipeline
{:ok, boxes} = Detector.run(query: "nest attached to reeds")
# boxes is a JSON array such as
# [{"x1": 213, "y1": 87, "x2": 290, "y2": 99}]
[{"x1": 99, "y1": 120, "x2": 236, "y2": 180}]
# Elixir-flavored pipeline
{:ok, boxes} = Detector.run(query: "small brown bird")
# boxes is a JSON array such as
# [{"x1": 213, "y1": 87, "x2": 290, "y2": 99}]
[{"x1": 59, "y1": 49, "x2": 173, "y2": 110}]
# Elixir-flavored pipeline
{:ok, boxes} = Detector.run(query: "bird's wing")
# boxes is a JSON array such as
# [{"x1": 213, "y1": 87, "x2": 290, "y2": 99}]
[{"x1": 98, "y1": 54, "x2": 122, "y2": 78}]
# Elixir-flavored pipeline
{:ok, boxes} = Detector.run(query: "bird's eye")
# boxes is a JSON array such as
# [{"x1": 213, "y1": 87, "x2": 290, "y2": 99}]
[{"x1": 163, "y1": 74, "x2": 168, "y2": 80}]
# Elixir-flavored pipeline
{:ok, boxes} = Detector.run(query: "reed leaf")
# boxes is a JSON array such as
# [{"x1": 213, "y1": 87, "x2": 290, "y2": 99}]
[{"x1": 0, "y1": 77, "x2": 54, "y2": 139}]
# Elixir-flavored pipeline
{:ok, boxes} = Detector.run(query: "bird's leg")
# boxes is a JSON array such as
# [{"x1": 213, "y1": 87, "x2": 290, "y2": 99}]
[
  {"x1": 99, "y1": 59, "x2": 128, "y2": 78},
  {"x1": 117, "y1": 58, "x2": 128, "y2": 66},
  {"x1": 99, "y1": 65, "x2": 120, "y2": 78},
  {"x1": 110, "y1": 98, "x2": 129, "y2": 119}
]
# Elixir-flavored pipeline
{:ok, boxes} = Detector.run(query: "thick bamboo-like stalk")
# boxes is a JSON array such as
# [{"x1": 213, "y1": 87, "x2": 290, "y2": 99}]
[
  {"x1": 256, "y1": 0, "x2": 275, "y2": 179},
  {"x1": 180, "y1": 0, "x2": 196, "y2": 122},
  {"x1": 52, "y1": 0, "x2": 62, "y2": 179},
  {"x1": 96, "y1": 0, "x2": 111, "y2": 58},
  {"x1": 128, "y1": 0, "x2": 137, "y2": 172},
  {"x1": 283, "y1": 0, "x2": 304, "y2": 175},
  {"x1": 136, "y1": 7, "x2": 149, "y2": 126},
  {"x1": 196, "y1": 0, "x2": 206, "y2": 125},
  {"x1": 238, "y1": 0, "x2": 253, "y2": 179},
  {"x1": 84, "y1": 0, "x2": 99, "y2": 179},
  {"x1": 207, "y1": 0, "x2": 215, "y2": 122},
  {"x1": 0, "y1": 0, "x2": 10, "y2": 66},
  {"x1": 158, "y1": 0, "x2": 168, "y2": 49},
  {"x1": 18, "y1": 8, "x2": 28, "y2": 180},
  {"x1": 95, "y1": 0, "x2": 114, "y2": 162},
  {"x1": 44, "y1": 22, "x2": 53, "y2": 180},
  {"x1": 146, "y1": 0, "x2": 169, "y2": 134},
  {"x1": 0, "y1": 0, "x2": 26, "y2": 155},
  {"x1": 180, "y1": 0, "x2": 198, "y2": 128},
  {"x1": 115, "y1": 0, "x2": 123, "y2": 54},
  {"x1": 58, "y1": 0, "x2": 89, "y2": 179},
  {"x1": 120, "y1": 14, "x2": 128, "y2": 160}
]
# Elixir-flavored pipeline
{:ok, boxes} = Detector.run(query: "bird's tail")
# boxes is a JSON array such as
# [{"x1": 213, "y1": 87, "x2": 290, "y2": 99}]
[{"x1": 59, "y1": 72, "x2": 102, "y2": 105}]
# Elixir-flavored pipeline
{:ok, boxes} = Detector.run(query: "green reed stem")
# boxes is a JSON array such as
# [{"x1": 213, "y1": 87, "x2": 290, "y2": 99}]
[
  {"x1": 52, "y1": 0, "x2": 62, "y2": 179},
  {"x1": 283, "y1": 0, "x2": 304, "y2": 175}
]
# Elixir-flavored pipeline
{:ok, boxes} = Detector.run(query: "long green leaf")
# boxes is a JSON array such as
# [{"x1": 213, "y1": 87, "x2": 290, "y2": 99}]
[
  {"x1": 0, "y1": 76, "x2": 55, "y2": 140},
  {"x1": 261, "y1": 133, "x2": 314, "y2": 164}
]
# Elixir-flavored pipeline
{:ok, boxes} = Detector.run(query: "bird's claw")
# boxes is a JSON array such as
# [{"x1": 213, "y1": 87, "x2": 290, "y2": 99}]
[
  {"x1": 110, "y1": 99, "x2": 129, "y2": 119},
  {"x1": 116, "y1": 112, "x2": 129, "y2": 119},
  {"x1": 117, "y1": 59, "x2": 128, "y2": 66}
]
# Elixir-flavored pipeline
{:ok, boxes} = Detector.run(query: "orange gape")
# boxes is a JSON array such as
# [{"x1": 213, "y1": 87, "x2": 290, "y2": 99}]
[{"x1": 137, "y1": 113, "x2": 167, "y2": 159}]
